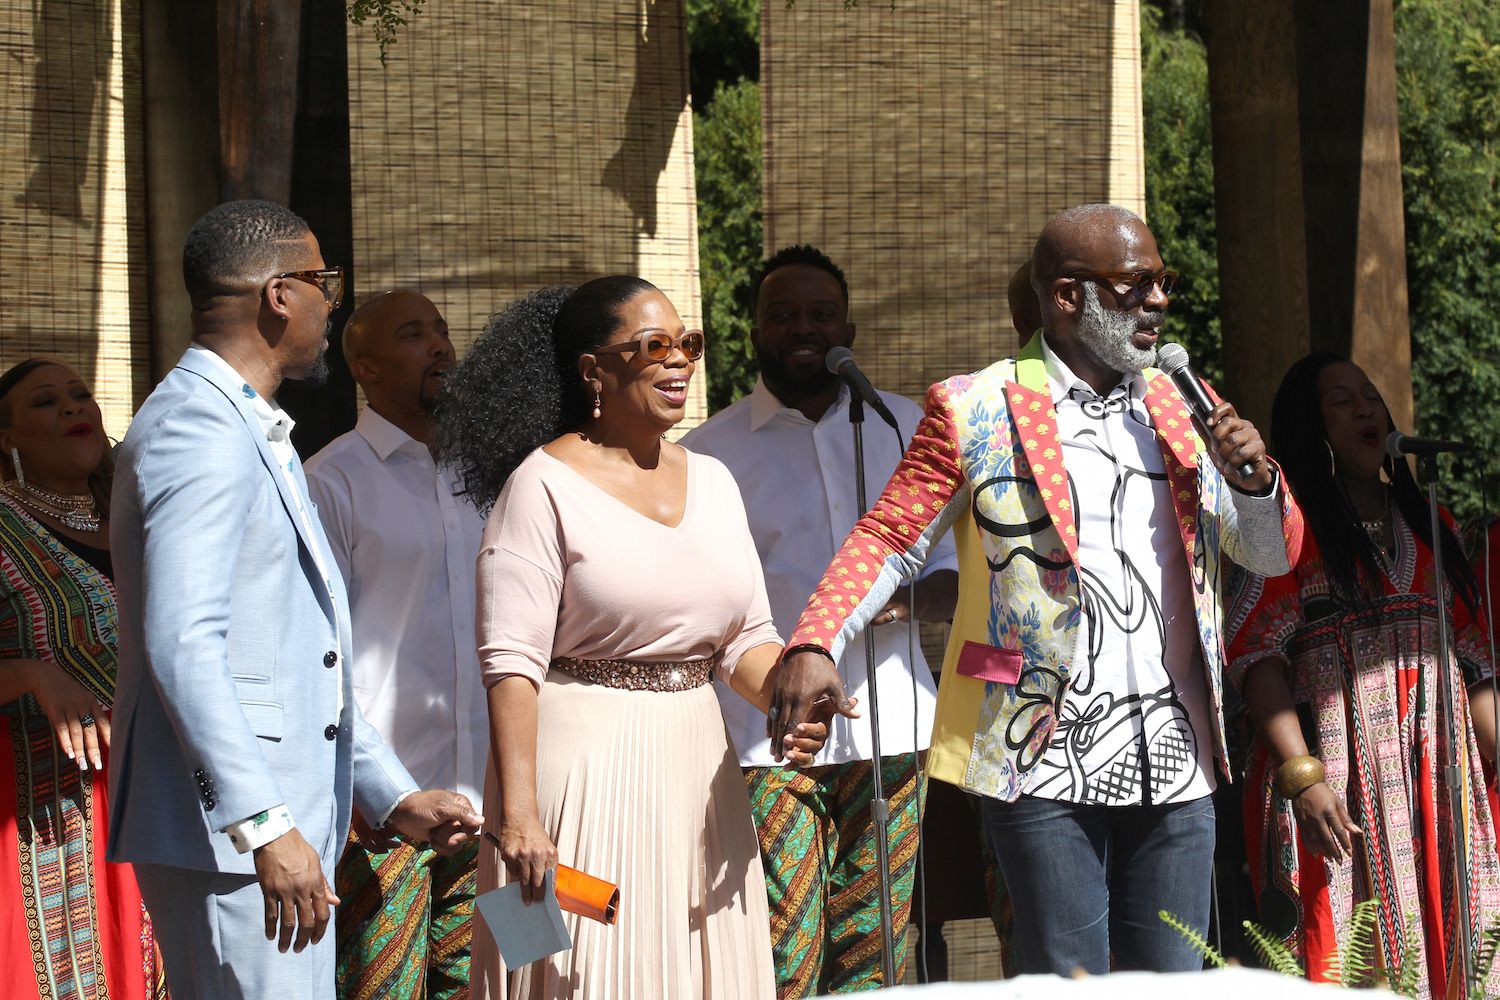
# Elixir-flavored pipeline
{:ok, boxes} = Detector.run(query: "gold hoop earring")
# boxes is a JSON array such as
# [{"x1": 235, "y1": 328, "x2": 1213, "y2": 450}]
[{"x1": 1325, "y1": 439, "x2": 1337, "y2": 480}]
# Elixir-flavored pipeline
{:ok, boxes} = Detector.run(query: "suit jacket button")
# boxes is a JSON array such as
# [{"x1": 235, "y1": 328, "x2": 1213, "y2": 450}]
[
  {"x1": 324, "y1": 724, "x2": 338, "y2": 741},
  {"x1": 323, "y1": 650, "x2": 337, "y2": 668}
]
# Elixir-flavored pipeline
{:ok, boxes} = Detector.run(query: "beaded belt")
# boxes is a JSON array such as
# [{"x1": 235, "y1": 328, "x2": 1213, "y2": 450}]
[{"x1": 550, "y1": 654, "x2": 719, "y2": 692}]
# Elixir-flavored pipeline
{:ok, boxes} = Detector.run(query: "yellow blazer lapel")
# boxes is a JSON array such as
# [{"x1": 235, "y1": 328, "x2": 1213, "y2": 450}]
[
  {"x1": 1007, "y1": 335, "x2": 1078, "y2": 564},
  {"x1": 1144, "y1": 371, "x2": 1202, "y2": 569}
]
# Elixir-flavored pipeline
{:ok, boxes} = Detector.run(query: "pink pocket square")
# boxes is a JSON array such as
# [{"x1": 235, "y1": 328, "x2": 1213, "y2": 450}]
[{"x1": 955, "y1": 641, "x2": 1022, "y2": 685}]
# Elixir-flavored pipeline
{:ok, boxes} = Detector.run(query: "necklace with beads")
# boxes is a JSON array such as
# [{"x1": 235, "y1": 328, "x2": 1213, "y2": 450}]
[
  {"x1": 1358, "y1": 491, "x2": 1395, "y2": 569},
  {"x1": 1, "y1": 479, "x2": 101, "y2": 532}
]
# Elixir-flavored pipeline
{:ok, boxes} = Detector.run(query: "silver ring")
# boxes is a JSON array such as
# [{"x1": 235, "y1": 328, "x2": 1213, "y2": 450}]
[
  {"x1": 768, "y1": 704, "x2": 781, "y2": 722},
  {"x1": 80, "y1": 714, "x2": 96, "y2": 728}
]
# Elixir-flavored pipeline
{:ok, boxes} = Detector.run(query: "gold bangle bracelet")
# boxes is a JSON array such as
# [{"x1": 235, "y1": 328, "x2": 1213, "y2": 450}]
[{"x1": 1274, "y1": 754, "x2": 1326, "y2": 798}]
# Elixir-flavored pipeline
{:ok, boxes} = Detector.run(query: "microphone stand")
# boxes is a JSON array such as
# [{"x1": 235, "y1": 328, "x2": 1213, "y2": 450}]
[
  {"x1": 1422, "y1": 452, "x2": 1474, "y2": 992},
  {"x1": 848, "y1": 392, "x2": 898, "y2": 986}
]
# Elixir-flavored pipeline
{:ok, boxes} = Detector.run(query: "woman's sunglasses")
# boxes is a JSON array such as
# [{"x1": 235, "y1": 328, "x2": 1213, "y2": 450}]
[{"x1": 594, "y1": 330, "x2": 705, "y2": 363}]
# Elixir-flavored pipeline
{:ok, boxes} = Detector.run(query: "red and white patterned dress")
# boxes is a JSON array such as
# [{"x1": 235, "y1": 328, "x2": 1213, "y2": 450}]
[
  {"x1": 1229, "y1": 508, "x2": 1500, "y2": 999},
  {"x1": 0, "y1": 493, "x2": 167, "y2": 1000}
]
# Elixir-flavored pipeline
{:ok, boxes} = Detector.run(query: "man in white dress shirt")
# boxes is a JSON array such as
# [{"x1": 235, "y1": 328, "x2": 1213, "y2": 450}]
[
  {"x1": 683, "y1": 245, "x2": 958, "y2": 995},
  {"x1": 306, "y1": 289, "x2": 487, "y2": 999}
]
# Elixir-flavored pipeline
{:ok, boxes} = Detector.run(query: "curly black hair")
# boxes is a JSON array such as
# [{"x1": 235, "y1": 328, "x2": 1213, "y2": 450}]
[
  {"x1": 182, "y1": 199, "x2": 312, "y2": 305},
  {"x1": 1271, "y1": 352, "x2": 1478, "y2": 611},
  {"x1": 439, "y1": 276, "x2": 658, "y2": 513},
  {"x1": 751, "y1": 244, "x2": 849, "y2": 308}
]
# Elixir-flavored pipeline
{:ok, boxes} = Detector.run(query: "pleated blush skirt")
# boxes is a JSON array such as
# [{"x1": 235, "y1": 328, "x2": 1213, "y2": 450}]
[{"x1": 472, "y1": 672, "x2": 776, "y2": 1000}]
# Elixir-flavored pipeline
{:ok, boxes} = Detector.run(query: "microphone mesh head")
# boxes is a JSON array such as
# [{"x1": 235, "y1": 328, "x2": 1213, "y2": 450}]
[
  {"x1": 1156, "y1": 342, "x2": 1190, "y2": 374},
  {"x1": 825, "y1": 345, "x2": 854, "y2": 375}
]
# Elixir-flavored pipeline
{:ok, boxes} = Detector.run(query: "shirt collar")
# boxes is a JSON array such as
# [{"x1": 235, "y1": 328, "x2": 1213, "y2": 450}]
[
  {"x1": 355, "y1": 406, "x2": 428, "y2": 462},
  {"x1": 747, "y1": 375, "x2": 852, "y2": 432},
  {"x1": 1038, "y1": 333, "x2": 1146, "y2": 405},
  {"x1": 187, "y1": 344, "x2": 295, "y2": 444}
]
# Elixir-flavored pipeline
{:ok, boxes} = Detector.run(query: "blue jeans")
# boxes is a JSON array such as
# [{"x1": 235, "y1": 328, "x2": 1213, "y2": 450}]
[{"x1": 979, "y1": 794, "x2": 1216, "y2": 975}]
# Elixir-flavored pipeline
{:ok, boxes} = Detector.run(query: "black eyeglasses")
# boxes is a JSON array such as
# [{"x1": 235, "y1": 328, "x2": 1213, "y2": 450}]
[
  {"x1": 274, "y1": 267, "x2": 346, "y2": 310},
  {"x1": 594, "y1": 330, "x2": 705, "y2": 363}
]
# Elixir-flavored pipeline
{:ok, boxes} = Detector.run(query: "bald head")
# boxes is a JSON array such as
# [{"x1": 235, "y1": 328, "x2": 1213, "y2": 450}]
[
  {"x1": 343, "y1": 289, "x2": 438, "y2": 367},
  {"x1": 341, "y1": 289, "x2": 455, "y2": 432},
  {"x1": 1026, "y1": 203, "x2": 1168, "y2": 393},
  {"x1": 1030, "y1": 204, "x2": 1148, "y2": 294}
]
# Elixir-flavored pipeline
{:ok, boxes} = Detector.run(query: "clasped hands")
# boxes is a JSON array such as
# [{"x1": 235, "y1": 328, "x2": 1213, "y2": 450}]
[
  {"x1": 254, "y1": 789, "x2": 482, "y2": 954},
  {"x1": 767, "y1": 649, "x2": 862, "y2": 767}
]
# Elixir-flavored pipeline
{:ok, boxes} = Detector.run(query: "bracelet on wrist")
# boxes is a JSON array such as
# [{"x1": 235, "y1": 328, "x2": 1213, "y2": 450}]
[
  {"x1": 1274, "y1": 754, "x2": 1326, "y2": 798},
  {"x1": 782, "y1": 643, "x2": 834, "y2": 664}
]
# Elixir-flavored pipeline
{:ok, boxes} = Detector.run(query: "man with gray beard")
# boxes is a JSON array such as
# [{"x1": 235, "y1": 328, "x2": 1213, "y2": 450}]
[{"x1": 772, "y1": 203, "x2": 1301, "y2": 976}]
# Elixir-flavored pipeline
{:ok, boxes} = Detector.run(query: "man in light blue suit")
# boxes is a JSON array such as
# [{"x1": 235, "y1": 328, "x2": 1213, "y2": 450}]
[{"x1": 108, "y1": 200, "x2": 484, "y2": 999}]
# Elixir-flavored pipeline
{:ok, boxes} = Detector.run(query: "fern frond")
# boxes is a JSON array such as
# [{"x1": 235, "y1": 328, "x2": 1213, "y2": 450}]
[
  {"x1": 1391, "y1": 915, "x2": 1422, "y2": 999},
  {"x1": 1338, "y1": 897, "x2": 1381, "y2": 988},
  {"x1": 1158, "y1": 910, "x2": 1227, "y2": 969},
  {"x1": 1468, "y1": 918, "x2": 1500, "y2": 1000},
  {"x1": 1242, "y1": 919, "x2": 1305, "y2": 977}
]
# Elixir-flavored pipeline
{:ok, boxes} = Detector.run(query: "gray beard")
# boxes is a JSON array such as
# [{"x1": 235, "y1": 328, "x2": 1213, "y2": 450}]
[{"x1": 1076, "y1": 282, "x2": 1159, "y2": 374}]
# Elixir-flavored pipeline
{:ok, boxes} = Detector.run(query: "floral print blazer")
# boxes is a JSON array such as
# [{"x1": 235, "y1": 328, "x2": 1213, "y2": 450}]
[{"x1": 787, "y1": 335, "x2": 1304, "y2": 801}]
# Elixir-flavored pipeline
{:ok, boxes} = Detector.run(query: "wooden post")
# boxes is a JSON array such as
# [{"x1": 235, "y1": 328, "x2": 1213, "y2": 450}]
[
  {"x1": 1206, "y1": 0, "x2": 1414, "y2": 434},
  {"x1": 1204, "y1": 0, "x2": 1311, "y2": 432},
  {"x1": 217, "y1": 0, "x2": 302, "y2": 204}
]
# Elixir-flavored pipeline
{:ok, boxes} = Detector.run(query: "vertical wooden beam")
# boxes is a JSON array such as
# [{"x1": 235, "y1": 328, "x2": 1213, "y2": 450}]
[
  {"x1": 217, "y1": 0, "x2": 301, "y2": 203},
  {"x1": 141, "y1": 0, "x2": 220, "y2": 380},
  {"x1": 1207, "y1": 0, "x2": 1414, "y2": 434},
  {"x1": 1204, "y1": 0, "x2": 1311, "y2": 432},
  {"x1": 1296, "y1": 0, "x2": 1413, "y2": 433}
]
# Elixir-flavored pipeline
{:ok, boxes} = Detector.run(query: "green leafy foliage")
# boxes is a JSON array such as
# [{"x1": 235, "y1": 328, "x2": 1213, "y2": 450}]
[
  {"x1": 1140, "y1": 5, "x2": 1222, "y2": 384},
  {"x1": 694, "y1": 77, "x2": 764, "y2": 410},
  {"x1": 687, "y1": 0, "x2": 759, "y2": 104},
  {"x1": 1157, "y1": 909, "x2": 1228, "y2": 968},
  {"x1": 1334, "y1": 898, "x2": 1380, "y2": 987},
  {"x1": 1393, "y1": 0, "x2": 1500, "y2": 520},
  {"x1": 689, "y1": 3, "x2": 764, "y2": 411},
  {"x1": 346, "y1": 0, "x2": 427, "y2": 65}
]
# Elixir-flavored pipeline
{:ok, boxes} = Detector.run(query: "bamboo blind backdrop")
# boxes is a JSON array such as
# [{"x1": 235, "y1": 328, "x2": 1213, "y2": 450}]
[
  {"x1": 761, "y1": 0, "x2": 1146, "y2": 402},
  {"x1": 346, "y1": 0, "x2": 708, "y2": 431},
  {"x1": 0, "y1": 0, "x2": 148, "y2": 438}
]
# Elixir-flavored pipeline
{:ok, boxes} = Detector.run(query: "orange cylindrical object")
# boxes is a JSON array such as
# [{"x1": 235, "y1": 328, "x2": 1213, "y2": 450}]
[{"x1": 556, "y1": 864, "x2": 619, "y2": 925}]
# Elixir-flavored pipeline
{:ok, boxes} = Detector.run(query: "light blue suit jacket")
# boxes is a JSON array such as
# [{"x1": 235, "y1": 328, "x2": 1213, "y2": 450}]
[{"x1": 107, "y1": 347, "x2": 416, "y2": 877}]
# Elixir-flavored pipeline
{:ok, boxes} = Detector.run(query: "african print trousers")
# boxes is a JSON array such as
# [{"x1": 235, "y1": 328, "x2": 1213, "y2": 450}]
[
  {"x1": 335, "y1": 830, "x2": 479, "y2": 1000},
  {"x1": 745, "y1": 754, "x2": 924, "y2": 997}
]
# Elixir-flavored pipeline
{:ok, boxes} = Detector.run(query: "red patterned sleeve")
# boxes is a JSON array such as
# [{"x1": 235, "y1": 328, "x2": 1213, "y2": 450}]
[
  {"x1": 1225, "y1": 555, "x2": 1307, "y2": 694},
  {"x1": 785, "y1": 380, "x2": 967, "y2": 659}
]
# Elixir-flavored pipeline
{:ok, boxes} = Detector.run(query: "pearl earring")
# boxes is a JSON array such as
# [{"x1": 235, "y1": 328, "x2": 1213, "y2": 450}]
[{"x1": 592, "y1": 389, "x2": 602, "y2": 421}]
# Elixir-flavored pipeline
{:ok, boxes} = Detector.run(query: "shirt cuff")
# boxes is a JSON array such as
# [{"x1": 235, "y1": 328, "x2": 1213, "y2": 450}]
[
  {"x1": 226, "y1": 804, "x2": 296, "y2": 854},
  {"x1": 1228, "y1": 465, "x2": 1280, "y2": 500},
  {"x1": 376, "y1": 788, "x2": 418, "y2": 829}
]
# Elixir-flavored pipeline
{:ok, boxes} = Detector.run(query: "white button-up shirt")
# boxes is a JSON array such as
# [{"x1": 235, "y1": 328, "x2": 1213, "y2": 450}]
[
  {"x1": 1025, "y1": 337, "x2": 1217, "y2": 806},
  {"x1": 306, "y1": 407, "x2": 488, "y2": 806},
  {"x1": 682, "y1": 378, "x2": 959, "y2": 768}
]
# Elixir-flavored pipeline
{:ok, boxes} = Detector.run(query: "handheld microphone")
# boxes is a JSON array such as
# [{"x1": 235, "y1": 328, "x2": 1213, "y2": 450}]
[
  {"x1": 825, "y1": 347, "x2": 901, "y2": 431},
  {"x1": 1386, "y1": 431, "x2": 1471, "y2": 458},
  {"x1": 1156, "y1": 342, "x2": 1256, "y2": 481}
]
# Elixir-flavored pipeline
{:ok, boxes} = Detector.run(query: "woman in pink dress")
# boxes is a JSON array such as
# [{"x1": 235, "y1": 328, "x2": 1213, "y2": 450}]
[{"x1": 441, "y1": 280, "x2": 845, "y2": 999}]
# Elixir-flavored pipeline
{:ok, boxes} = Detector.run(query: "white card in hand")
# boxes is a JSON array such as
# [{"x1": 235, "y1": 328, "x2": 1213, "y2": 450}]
[{"x1": 475, "y1": 868, "x2": 573, "y2": 970}]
